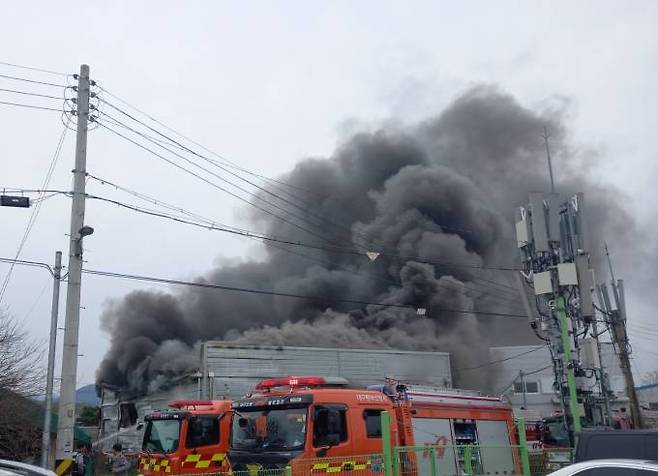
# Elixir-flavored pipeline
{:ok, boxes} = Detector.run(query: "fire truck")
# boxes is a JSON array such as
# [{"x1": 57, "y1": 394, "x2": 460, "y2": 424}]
[
  {"x1": 138, "y1": 400, "x2": 232, "y2": 476},
  {"x1": 229, "y1": 376, "x2": 520, "y2": 475}
]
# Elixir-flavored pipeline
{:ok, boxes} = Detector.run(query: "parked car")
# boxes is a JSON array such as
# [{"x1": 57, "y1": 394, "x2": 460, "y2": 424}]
[
  {"x1": 548, "y1": 459, "x2": 658, "y2": 475},
  {"x1": 0, "y1": 460, "x2": 56, "y2": 476},
  {"x1": 575, "y1": 430, "x2": 658, "y2": 461}
]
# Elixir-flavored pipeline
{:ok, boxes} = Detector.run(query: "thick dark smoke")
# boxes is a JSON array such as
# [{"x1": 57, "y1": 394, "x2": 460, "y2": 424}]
[{"x1": 97, "y1": 86, "x2": 637, "y2": 395}]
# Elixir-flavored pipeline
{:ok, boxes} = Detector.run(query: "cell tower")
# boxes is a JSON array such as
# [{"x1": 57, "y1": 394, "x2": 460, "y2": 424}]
[{"x1": 515, "y1": 192, "x2": 613, "y2": 444}]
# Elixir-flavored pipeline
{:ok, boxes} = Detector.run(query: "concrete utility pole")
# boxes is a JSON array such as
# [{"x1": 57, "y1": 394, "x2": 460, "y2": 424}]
[
  {"x1": 41, "y1": 251, "x2": 62, "y2": 468},
  {"x1": 56, "y1": 64, "x2": 92, "y2": 470},
  {"x1": 599, "y1": 246, "x2": 643, "y2": 429}
]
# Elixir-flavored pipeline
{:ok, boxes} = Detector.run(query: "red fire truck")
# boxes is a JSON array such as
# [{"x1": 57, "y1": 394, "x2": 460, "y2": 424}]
[
  {"x1": 138, "y1": 400, "x2": 232, "y2": 476},
  {"x1": 229, "y1": 376, "x2": 520, "y2": 475}
]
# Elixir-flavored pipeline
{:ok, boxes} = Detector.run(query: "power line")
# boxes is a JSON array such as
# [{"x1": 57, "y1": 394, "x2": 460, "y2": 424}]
[
  {"x1": 454, "y1": 345, "x2": 547, "y2": 373},
  {"x1": 0, "y1": 87, "x2": 64, "y2": 101},
  {"x1": 0, "y1": 257, "x2": 54, "y2": 276},
  {"x1": 1, "y1": 183, "x2": 524, "y2": 276},
  {"x1": 96, "y1": 102, "x2": 477, "y2": 247},
  {"x1": 97, "y1": 121, "x2": 342, "y2": 246},
  {"x1": 93, "y1": 88, "x2": 523, "y2": 296},
  {"x1": 494, "y1": 363, "x2": 553, "y2": 394},
  {"x1": 83, "y1": 185, "x2": 521, "y2": 274},
  {"x1": 96, "y1": 109, "x2": 381, "y2": 251},
  {"x1": 0, "y1": 254, "x2": 530, "y2": 320},
  {"x1": 81, "y1": 191, "x2": 521, "y2": 308},
  {"x1": 0, "y1": 100, "x2": 63, "y2": 112},
  {"x1": 0, "y1": 73, "x2": 65, "y2": 88},
  {"x1": 96, "y1": 84, "x2": 317, "y2": 196},
  {"x1": 0, "y1": 61, "x2": 70, "y2": 77},
  {"x1": 0, "y1": 121, "x2": 69, "y2": 303},
  {"x1": 80, "y1": 266, "x2": 530, "y2": 320},
  {"x1": 80, "y1": 175, "x2": 522, "y2": 310}
]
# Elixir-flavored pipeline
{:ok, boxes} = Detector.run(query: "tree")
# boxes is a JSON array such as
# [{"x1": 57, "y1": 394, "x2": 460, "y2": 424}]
[
  {"x1": 0, "y1": 310, "x2": 46, "y2": 461},
  {"x1": 77, "y1": 405, "x2": 99, "y2": 426},
  {"x1": 0, "y1": 310, "x2": 44, "y2": 396}
]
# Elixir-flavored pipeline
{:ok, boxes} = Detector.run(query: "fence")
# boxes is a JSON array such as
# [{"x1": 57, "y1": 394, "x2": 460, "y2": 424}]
[
  {"x1": 393, "y1": 444, "x2": 526, "y2": 476},
  {"x1": 148, "y1": 446, "x2": 571, "y2": 476}
]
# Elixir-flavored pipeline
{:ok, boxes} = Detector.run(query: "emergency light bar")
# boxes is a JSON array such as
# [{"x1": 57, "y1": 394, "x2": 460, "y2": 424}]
[
  {"x1": 169, "y1": 399, "x2": 215, "y2": 409},
  {"x1": 255, "y1": 376, "x2": 349, "y2": 390}
]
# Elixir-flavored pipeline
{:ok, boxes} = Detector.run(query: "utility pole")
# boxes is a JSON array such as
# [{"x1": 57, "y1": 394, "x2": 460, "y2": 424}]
[
  {"x1": 41, "y1": 251, "x2": 62, "y2": 468},
  {"x1": 599, "y1": 245, "x2": 642, "y2": 428},
  {"x1": 56, "y1": 64, "x2": 93, "y2": 470},
  {"x1": 557, "y1": 295, "x2": 582, "y2": 434},
  {"x1": 588, "y1": 269, "x2": 613, "y2": 427}
]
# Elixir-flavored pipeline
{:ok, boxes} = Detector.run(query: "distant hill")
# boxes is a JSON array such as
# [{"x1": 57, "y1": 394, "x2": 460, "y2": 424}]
[
  {"x1": 75, "y1": 384, "x2": 99, "y2": 406},
  {"x1": 39, "y1": 384, "x2": 99, "y2": 406}
]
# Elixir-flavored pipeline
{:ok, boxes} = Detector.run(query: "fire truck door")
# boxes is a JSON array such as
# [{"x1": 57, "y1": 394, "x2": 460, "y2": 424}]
[
  {"x1": 312, "y1": 405, "x2": 351, "y2": 457},
  {"x1": 475, "y1": 420, "x2": 515, "y2": 475},
  {"x1": 411, "y1": 418, "x2": 457, "y2": 476}
]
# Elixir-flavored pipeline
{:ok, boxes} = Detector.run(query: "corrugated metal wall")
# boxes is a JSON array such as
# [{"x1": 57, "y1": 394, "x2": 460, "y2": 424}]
[{"x1": 203, "y1": 342, "x2": 452, "y2": 398}]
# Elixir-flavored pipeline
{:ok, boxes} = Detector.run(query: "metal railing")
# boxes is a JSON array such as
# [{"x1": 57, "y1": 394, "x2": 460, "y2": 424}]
[{"x1": 392, "y1": 444, "x2": 531, "y2": 476}]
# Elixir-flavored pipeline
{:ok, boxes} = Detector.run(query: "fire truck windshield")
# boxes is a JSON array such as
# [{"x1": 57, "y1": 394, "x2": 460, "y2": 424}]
[
  {"x1": 231, "y1": 408, "x2": 307, "y2": 451},
  {"x1": 143, "y1": 419, "x2": 181, "y2": 453}
]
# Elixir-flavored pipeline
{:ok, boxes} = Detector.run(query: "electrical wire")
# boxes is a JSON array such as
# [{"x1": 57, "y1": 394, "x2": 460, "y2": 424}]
[
  {"x1": 83, "y1": 189, "x2": 523, "y2": 280},
  {"x1": 0, "y1": 87, "x2": 64, "y2": 101},
  {"x1": 97, "y1": 121, "x2": 342, "y2": 246},
  {"x1": 93, "y1": 88, "x2": 524, "y2": 302},
  {"x1": 82, "y1": 174, "x2": 524, "y2": 309},
  {"x1": 0, "y1": 257, "x2": 54, "y2": 276},
  {"x1": 454, "y1": 345, "x2": 547, "y2": 374},
  {"x1": 494, "y1": 364, "x2": 553, "y2": 394},
  {"x1": 0, "y1": 100, "x2": 63, "y2": 112},
  {"x1": 0, "y1": 182, "x2": 526, "y2": 282},
  {"x1": 93, "y1": 85, "x2": 525, "y2": 306},
  {"x1": 97, "y1": 103, "x2": 481, "y2": 251},
  {"x1": 97, "y1": 107, "x2": 409, "y2": 258},
  {"x1": 0, "y1": 73, "x2": 65, "y2": 88},
  {"x1": 82, "y1": 191, "x2": 522, "y2": 309},
  {"x1": 94, "y1": 92, "x2": 527, "y2": 265},
  {"x1": 97, "y1": 103, "x2": 365, "y2": 242},
  {"x1": 0, "y1": 61, "x2": 69, "y2": 77},
  {"x1": 96, "y1": 84, "x2": 317, "y2": 196},
  {"x1": 19, "y1": 277, "x2": 51, "y2": 323},
  {"x1": 80, "y1": 266, "x2": 531, "y2": 320},
  {"x1": 0, "y1": 120, "x2": 69, "y2": 303}
]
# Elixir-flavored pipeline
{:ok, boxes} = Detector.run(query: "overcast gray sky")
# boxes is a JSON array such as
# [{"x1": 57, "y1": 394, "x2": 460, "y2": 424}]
[{"x1": 1, "y1": 1, "x2": 657, "y2": 387}]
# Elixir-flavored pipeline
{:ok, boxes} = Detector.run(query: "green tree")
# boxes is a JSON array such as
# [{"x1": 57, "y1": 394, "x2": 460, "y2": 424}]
[{"x1": 77, "y1": 405, "x2": 99, "y2": 426}]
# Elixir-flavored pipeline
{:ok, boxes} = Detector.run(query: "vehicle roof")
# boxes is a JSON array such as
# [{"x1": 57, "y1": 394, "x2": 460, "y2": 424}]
[
  {"x1": 181, "y1": 400, "x2": 232, "y2": 413},
  {"x1": 0, "y1": 459, "x2": 56, "y2": 476},
  {"x1": 548, "y1": 459, "x2": 658, "y2": 475},
  {"x1": 255, "y1": 387, "x2": 392, "y2": 405},
  {"x1": 148, "y1": 400, "x2": 231, "y2": 418},
  {"x1": 579, "y1": 429, "x2": 658, "y2": 435}
]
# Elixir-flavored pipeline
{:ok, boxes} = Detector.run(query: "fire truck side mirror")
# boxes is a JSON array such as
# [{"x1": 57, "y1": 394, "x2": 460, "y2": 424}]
[{"x1": 325, "y1": 434, "x2": 340, "y2": 446}]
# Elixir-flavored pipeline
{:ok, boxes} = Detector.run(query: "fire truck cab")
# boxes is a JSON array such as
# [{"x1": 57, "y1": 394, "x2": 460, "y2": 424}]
[
  {"x1": 229, "y1": 376, "x2": 519, "y2": 475},
  {"x1": 138, "y1": 400, "x2": 231, "y2": 476}
]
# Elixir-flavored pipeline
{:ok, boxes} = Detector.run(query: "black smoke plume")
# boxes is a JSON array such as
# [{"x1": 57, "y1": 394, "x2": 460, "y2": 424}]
[{"x1": 96, "y1": 86, "x2": 638, "y2": 395}]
